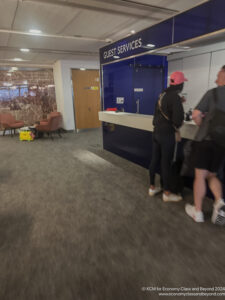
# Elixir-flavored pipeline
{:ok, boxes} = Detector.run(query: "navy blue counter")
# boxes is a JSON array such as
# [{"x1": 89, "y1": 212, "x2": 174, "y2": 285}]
[{"x1": 101, "y1": 118, "x2": 225, "y2": 197}]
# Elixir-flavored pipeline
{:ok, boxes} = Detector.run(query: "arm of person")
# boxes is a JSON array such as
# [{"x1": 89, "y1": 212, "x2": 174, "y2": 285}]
[
  {"x1": 192, "y1": 90, "x2": 211, "y2": 126},
  {"x1": 192, "y1": 109, "x2": 204, "y2": 126}
]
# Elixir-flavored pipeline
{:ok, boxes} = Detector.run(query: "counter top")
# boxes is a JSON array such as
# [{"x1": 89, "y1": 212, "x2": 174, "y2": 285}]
[{"x1": 98, "y1": 111, "x2": 198, "y2": 140}]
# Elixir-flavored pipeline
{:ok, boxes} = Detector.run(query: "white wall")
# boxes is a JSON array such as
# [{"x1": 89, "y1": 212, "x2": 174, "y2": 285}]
[
  {"x1": 209, "y1": 49, "x2": 225, "y2": 89},
  {"x1": 168, "y1": 42, "x2": 225, "y2": 112},
  {"x1": 53, "y1": 58, "x2": 99, "y2": 130}
]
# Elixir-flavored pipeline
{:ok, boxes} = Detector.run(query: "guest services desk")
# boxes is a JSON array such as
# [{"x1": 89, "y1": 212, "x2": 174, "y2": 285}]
[
  {"x1": 99, "y1": 111, "x2": 198, "y2": 141},
  {"x1": 99, "y1": 111, "x2": 225, "y2": 194}
]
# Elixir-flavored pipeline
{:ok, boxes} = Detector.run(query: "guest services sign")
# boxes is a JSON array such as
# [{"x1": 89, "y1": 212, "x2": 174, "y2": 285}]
[
  {"x1": 100, "y1": 19, "x2": 173, "y2": 64},
  {"x1": 103, "y1": 38, "x2": 142, "y2": 60}
]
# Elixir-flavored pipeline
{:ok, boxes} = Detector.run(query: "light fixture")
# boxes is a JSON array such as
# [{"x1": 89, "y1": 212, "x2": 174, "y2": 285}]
[
  {"x1": 80, "y1": 68, "x2": 86, "y2": 71},
  {"x1": 14, "y1": 58, "x2": 22, "y2": 61},
  {"x1": 175, "y1": 45, "x2": 191, "y2": 50},
  {"x1": 130, "y1": 30, "x2": 136, "y2": 34},
  {"x1": 29, "y1": 29, "x2": 42, "y2": 34},
  {"x1": 147, "y1": 44, "x2": 155, "y2": 48},
  {"x1": 113, "y1": 56, "x2": 120, "y2": 59},
  {"x1": 20, "y1": 48, "x2": 30, "y2": 52}
]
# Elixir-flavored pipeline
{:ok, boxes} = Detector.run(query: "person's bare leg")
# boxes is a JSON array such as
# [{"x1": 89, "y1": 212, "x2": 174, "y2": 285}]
[
  {"x1": 194, "y1": 169, "x2": 208, "y2": 211},
  {"x1": 207, "y1": 172, "x2": 223, "y2": 202}
]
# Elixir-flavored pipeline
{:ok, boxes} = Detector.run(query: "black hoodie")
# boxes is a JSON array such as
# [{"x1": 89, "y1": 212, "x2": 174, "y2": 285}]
[{"x1": 153, "y1": 85, "x2": 184, "y2": 135}]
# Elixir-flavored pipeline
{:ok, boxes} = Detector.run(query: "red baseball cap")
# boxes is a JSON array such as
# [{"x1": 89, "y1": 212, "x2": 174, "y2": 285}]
[{"x1": 170, "y1": 71, "x2": 188, "y2": 85}]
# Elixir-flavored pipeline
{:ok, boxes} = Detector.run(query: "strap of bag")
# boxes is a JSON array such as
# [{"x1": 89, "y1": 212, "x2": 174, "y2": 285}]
[
  {"x1": 158, "y1": 93, "x2": 178, "y2": 132},
  {"x1": 158, "y1": 92, "x2": 170, "y2": 121},
  {"x1": 173, "y1": 142, "x2": 178, "y2": 162}
]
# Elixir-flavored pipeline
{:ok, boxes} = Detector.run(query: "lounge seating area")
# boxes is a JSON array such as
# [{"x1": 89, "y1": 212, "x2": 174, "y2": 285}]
[{"x1": 0, "y1": 112, "x2": 62, "y2": 139}]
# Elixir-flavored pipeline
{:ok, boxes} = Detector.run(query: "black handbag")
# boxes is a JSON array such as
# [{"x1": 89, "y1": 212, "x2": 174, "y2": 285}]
[
  {"x1": 208, "y1": 88, "x2": 225, "y2": 148},
  {"x1": 170, "y1": 142, "x2": 184, "y2": 194},
  {"x1": 180, "y1": 140, "x2": 195, "y2": 177}
]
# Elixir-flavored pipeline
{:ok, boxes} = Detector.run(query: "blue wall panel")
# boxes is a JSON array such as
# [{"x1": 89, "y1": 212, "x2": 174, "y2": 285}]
[
  {"x1": 103, "y1": 58, "x2": 134, "y2": 112},
  {"x1": 174, "y1": 0, "x2": 225, "y2": 43},
  {"x1": 102, "y1": 55, "x2": 167, "y2": 114}
]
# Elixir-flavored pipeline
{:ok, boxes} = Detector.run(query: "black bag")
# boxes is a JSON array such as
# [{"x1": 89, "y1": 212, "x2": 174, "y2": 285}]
[
  {"x1": 169, "y1": 142, "x2": 184, "y2": 194},
  {"x1": 208, "y1": 88, "x2": 225, "y2": 148},
  {"x1": 180, "y1": 140, "x2": 195, "y2": 177}
]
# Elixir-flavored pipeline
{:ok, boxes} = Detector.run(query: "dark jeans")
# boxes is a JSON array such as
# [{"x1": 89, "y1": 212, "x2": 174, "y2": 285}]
[{"x1": 149, "y1": 132, "x2": 175, "y2": 191}]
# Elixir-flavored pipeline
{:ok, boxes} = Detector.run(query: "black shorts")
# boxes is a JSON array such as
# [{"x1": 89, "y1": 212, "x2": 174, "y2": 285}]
[{"x1": 193, "y1": 140, "x2": 225, "y2": 173}]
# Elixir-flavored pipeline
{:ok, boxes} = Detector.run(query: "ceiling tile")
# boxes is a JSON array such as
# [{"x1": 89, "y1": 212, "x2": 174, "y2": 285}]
[{"x1": 12, "y1": 1, "x2": 80, "y2": 34}]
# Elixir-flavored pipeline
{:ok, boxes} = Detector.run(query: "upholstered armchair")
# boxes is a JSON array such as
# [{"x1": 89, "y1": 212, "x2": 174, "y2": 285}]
[
  {"x1": 0, "y1": 113, "x2": 24, "y2": 136},
  {"x1": 39, "y1": 112, "x2": 61, "y2": 125},
  {"x1": 36, "y1": 113, "x2": 62, "y2": 139}
]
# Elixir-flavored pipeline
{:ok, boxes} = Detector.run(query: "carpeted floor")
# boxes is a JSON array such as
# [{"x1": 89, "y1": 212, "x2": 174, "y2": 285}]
[{"x1": 0, "y1": 129, "x2": 224, "y2": 300}]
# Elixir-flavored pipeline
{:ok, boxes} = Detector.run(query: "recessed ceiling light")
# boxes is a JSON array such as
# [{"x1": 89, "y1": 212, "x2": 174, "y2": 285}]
[
  {"x1": 147, "y1": 44, "x2": 155, "y2": 48},
  {"x1": 29, "y1": 29, "x2": 42, "y2": 34},
  {"x1": 80, "y1": 68, "x2": 86, "y2": 71},
  {"x1": 130, "y1": 30, "x2": 136, "y2": 34},
  {"x1": 113, "y1": 56, "x2": 120, "y2": 59},
  {"x1": 14, "y1": 58, "x2": 22, "y2": 61},
  {"x1": 20, "y1": 48, "x2": 30, "y2": 52},
  {"x1": 175, "y1": 45, "x2": 191, "y2": 49}
]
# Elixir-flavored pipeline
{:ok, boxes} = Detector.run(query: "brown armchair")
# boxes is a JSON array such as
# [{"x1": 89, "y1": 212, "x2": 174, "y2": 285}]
[
  {"x1": 39, "y1": 112, "x2": 61, "y2": 126},
  {"x1": 0, "y1": 113, "x2": 24, "y2": 136},
  {"x1": 36, "y1": 113, "x2": 62, "y2": 139}
]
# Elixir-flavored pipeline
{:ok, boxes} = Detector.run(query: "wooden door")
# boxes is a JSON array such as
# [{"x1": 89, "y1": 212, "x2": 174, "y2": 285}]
[{"x1": 72, "y1": 69, "x2": 101, "y2": 129}]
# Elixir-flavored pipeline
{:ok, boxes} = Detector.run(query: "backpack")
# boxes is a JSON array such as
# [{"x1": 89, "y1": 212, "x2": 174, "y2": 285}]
[{"x1": 208, "y1": 88, "x2": 225, "y2": 148}]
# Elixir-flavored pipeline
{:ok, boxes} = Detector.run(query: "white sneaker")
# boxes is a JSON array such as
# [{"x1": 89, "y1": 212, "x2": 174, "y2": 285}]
[
  {"x1": 163, "y1": 193, "x2": 182, "y2": 202},
  {"x1": 211, "y1": 199, "x2": 225, "y2": 226},
  {"x1": 148, "y1": 187, "x2": 162, "y2": 196},
  {"x1": 185, "y1": 204, "x2": 204, "y2": 223}
]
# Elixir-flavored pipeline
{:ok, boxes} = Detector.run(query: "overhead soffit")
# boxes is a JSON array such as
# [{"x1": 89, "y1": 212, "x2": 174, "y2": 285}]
[{"x1": 7, "y1": 34, "x2": 104, "y2": 51}]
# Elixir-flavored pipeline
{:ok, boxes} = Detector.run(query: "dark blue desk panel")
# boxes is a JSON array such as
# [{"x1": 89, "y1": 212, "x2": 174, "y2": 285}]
[{"x1": 102, "y1": 122, "x2": 225, "y2": 197}]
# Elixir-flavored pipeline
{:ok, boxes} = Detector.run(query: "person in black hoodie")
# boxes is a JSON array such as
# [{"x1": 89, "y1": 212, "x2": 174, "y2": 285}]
[{"x1": 148, "y1": 71, "x2": 187, "y2": 202}]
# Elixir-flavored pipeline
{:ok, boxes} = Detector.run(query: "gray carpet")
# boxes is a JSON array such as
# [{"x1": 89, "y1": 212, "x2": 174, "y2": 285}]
[{"x1": 0, "y1": 129, "x2": 224, "y2": 300}]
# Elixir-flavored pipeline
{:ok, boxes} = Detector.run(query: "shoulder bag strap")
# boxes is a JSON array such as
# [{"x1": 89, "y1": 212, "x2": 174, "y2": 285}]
[
  {"x1": 158, "y1": 92, "x2": 170, "y2": 121},
  {"x1": 158, "y1": 92, "x2": 178, "y2": 131}
]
